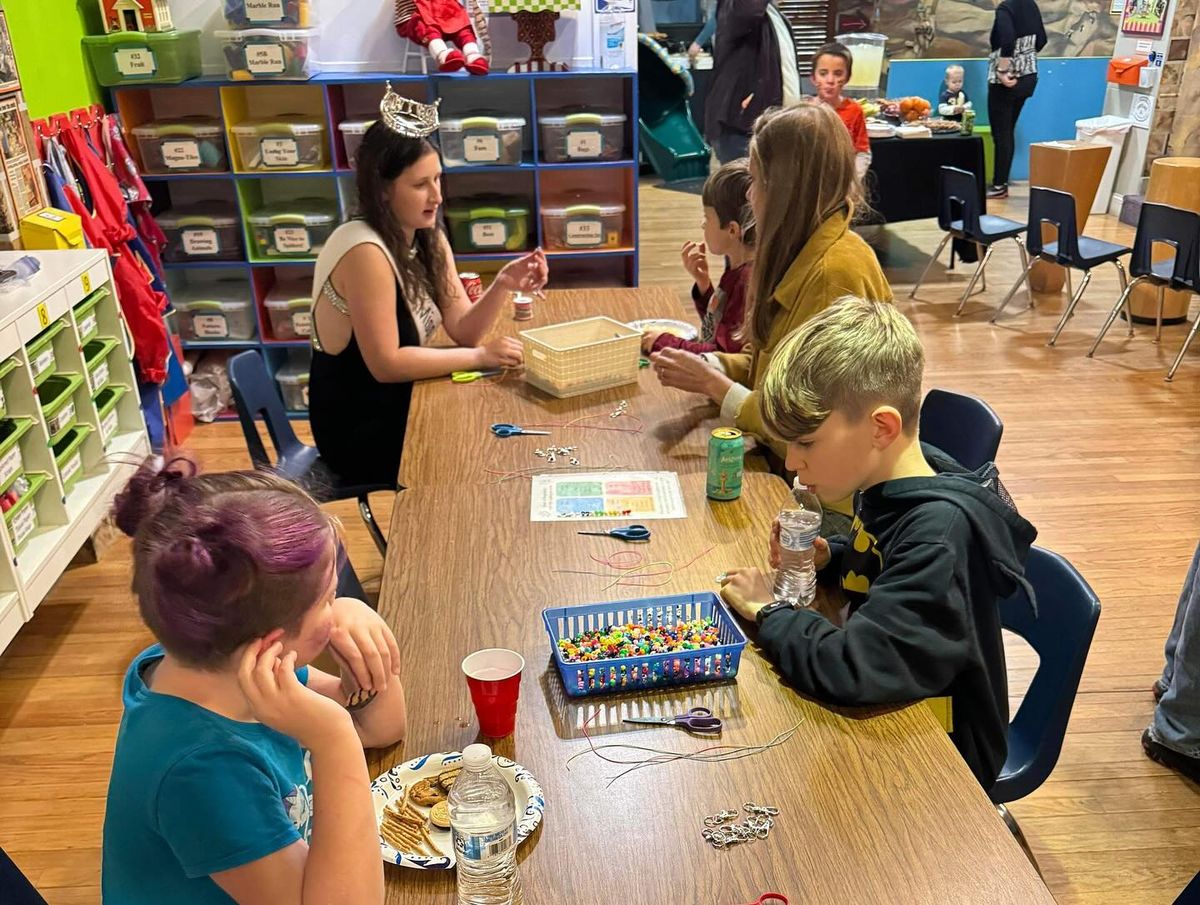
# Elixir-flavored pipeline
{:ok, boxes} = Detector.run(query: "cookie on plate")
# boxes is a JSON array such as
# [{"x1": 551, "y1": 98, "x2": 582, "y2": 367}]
[
  {"x1": 438, "y1": 767, "x2": 462, "y2": 791},
  {"x1": 410, "y1": 778, "x2": 447, "y2": 807},
  {"x1": 429, "y1": 800, "x2": 451, "y2": 828}
]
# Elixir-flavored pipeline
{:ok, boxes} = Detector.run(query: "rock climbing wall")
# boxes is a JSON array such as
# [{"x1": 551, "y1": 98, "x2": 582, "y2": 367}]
[
  {"x1": 835, "y1": 0, "x2": 1120, "y2": 60},
  {"x1": 1160, "y1": 0, "x2": 1199, "y2": 162}
]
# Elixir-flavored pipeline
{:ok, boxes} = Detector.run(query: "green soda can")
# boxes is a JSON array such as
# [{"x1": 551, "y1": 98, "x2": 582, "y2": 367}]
[
  {"x1": 960, "y1": 108, "x2": 976, "y2": 136},
  {"x1": 707, "y1": 428, "x2": 744, "y2": 500}
]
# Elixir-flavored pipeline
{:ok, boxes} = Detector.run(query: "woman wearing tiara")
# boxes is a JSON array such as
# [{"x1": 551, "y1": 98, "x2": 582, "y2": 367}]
[{"x1": 309, "y1": 84, "x2": 549, "y2": 486}]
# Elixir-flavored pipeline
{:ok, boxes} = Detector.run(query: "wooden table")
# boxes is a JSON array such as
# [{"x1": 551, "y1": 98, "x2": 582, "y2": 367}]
[{"x1": 374, "y1": 287, "x2": 1056, "y2": 904}]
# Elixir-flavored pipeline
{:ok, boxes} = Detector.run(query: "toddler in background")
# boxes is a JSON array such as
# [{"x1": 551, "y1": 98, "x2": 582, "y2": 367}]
[
  {"x1": 643, "y1": 159, "x2": 755, "y2": 357},
  {"x1": 939, "y1": 64, "x2": 973, "y2": 121}
]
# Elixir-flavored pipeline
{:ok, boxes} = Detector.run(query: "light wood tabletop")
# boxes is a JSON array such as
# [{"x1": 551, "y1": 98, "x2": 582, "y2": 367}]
[{"x1": 373, "y1": 287, "x2": 1056, "y2": 904}]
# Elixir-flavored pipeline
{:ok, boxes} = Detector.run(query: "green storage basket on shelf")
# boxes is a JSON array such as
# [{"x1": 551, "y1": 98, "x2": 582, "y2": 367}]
[
  {"x1": 25, "y1": 320, "x2": 66, "y2": 388},
  {"x1": 5, "y1": 472, "x2": 48, "y2": 557},
  {"x1": 53, "y1": 424, "x2": 93, "y2": 497},
  {"x1": 74, "y1": 287, "x2": 110, "y2": 344},
  {"x1": 95, "y1": 384, "x2": 130, "y2": 448},
  {"x1": 445, "y1": 200, "x2": 531, "y2": 253},
  {"x1": 0, "y1": 417, "x2": 33, "y2": 495},
  {"x1": 83, "y1": 337, "x2": 120, "y2": 395},
  {"x1": 39, "y1": 373, "x2": 84, "y2": 446},
  {"x1": 81, "y1": 29, "x2": 202, "y2": 87},
  {"x1": 0, "y1": 356, "x2": 19, "y2": 419}
]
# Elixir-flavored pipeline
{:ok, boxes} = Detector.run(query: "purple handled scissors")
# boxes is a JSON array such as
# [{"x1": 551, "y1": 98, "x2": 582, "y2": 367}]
[{"x1": 622, "y1": 706, "x2": 722, "y2": 735}]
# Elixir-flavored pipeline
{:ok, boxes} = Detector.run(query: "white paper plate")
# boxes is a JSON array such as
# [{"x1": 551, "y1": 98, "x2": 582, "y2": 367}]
[
  {"x1": 372, "y1": 751, "x2": 545, "y2": 870},
  {"x1": 627, "y1": 318, "x2": 699, "y2": 341}
]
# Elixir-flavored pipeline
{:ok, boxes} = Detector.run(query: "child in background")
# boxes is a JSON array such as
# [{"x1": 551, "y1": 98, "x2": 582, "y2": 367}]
[
  {"x1": 102, "y1": 457, "x2": 405, "y2": 905},
  {"x1": 939, "y1": 64, "x2": 973, "y2": 121},
  {"x1": 811, "y1": 42, "x2": 871, "y2": 179},
  {"x1": 719, "y1": 298, "x2": 1037, "y2": 787},
  {"x1": 643, "y1": 159, "x2": 754, "y2": 358}
]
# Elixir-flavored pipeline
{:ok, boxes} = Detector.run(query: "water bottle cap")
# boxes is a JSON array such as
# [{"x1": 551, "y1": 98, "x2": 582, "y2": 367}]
[{"x1": 462, "y1": 743, "x2": 492, "y2": 768}]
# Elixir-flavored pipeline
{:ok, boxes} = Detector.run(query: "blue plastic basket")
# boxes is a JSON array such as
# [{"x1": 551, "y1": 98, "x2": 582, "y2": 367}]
[{"x1": 542, "y1": 592, "x2": 748, "y2": 697}]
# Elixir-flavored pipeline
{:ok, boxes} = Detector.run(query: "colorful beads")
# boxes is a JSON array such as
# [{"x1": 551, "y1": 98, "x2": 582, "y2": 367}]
[{"x1": 558, "y1": 619, "x2": 720, "y2": 663}]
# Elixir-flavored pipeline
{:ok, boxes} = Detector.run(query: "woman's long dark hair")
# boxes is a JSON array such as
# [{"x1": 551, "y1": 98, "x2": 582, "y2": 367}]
[{"x1": 353, "y1": 121, "x2": 450, "y2": 310}]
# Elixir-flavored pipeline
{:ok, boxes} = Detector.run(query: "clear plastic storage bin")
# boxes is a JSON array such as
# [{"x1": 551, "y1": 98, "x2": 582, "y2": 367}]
[
  {"x1": 216, "y1": 28, "x2": 319, "y2": 80},
  {"x1": 541, "y1": 201, "x2": 626, "y2": 250},
  {"x1": 264, "y1": 279, "x2": 314, "y2": 340},
  {"x1": 275, "y1": 360, "x2": 310, "y2": 411},
  {"x1": 445, "y1": 199, "x2": 531, "y2": 253},
  {"x1": 338, "y1": 119, "x2": 374, "y2": 168},
  {"x1": 171, "y1": 279, "x2": 257, "y2": 341},
  {"x1": 82, "y1": 29, "x2": 202, "y2": 87},
  {"x1": 231, "y1": 116, "x2": 328, "y2": 171},
  {"x1": 538, "y1": 112, "x2": 627, "y2": 162},
  {"x1": 248, "y1": 199, "x2": 337, "y2": 258},
  {"x1": 439, "y1": 115, "x2": 526, "y2": 167},
  {"x1": 131, "y1": 117, "x2": 227, "y2": 173},
  {"x1": 159, "y1": 202, "x2": 244, "y2": 263},
  {"x1": 223, "y1": 0, "x2": 313, "y2": 28}
]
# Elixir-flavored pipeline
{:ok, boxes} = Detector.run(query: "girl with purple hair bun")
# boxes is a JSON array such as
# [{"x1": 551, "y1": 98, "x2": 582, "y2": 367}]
[{"x1": 101, "y1": 455, "x2": 404, "y2": 904}]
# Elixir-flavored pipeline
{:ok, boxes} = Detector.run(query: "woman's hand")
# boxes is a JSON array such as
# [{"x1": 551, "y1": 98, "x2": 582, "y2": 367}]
[
  {"x1": 641, "y1": 331, "x2": 663, "y2": 354},
  {"x1": 768, "y1": 522, "x2": 831, "y2": 571},
  {"x1": 688, "y1": 41, "x2": 703, "y2": 59},
  {"x1": 741, "y1": 93, "x2": 755, "y2": 111},
  {"x1": 650, "y1": 347, "x2": 731, "y2": 401},
  {"x1": 238, "y1": 641, "x2": 355, "y2": 750},
  {"x1": 495, "y1": 248, "x2": 549, "y2": 294},
  {"x1": 477, "y1": 336, "x2": 524, "y2": 369},
  {"x1": 681, "y1": 240, "x2": 711, "y2": 292},
  {"x1": 718, "y1": 567, "x2": 775, "y2": 620},
  {"x1": 328, "y1": 598, "x2": 402, "y2": 697}
]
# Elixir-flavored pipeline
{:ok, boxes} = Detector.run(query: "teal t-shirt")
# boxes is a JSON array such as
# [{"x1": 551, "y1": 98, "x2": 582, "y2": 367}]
[{"x1": 102, "y1": 645, "x2": 313, "y2": 904}]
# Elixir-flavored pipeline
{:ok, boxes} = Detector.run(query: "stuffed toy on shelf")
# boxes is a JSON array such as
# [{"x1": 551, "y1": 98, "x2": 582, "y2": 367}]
[{"x1": 394, "y1": 0, "x2": 491, "y2": 74}]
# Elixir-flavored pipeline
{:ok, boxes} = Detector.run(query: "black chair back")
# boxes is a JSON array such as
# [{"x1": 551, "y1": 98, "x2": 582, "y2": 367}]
[
  {"x1": 919, "y1": 388, "x2": 1004, "y2": 471},
  {"x1": 937, "y1": 166, "x2": 982, "y2": 237},
  {"x1": 1026, "y1": 188, "x2": 1080, "y2": 263},
  {"x1": 227, "y1": 350, "x2": 305, "y2": 469},
  {"x1": 1130, "y1": 201, "x2": 1200, "y2": 291}
]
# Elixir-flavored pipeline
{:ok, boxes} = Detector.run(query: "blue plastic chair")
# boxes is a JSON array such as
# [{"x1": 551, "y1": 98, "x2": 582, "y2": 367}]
[
  {"x1": 993, "y1": 187, "x2": 1132, "y2": 345},
  {"x1": 909, "y1": 166, "x2": 1031, "y2": 316},
  {"x1": 919, "y1": 388, "x2": 1004, "y2": 471},
  {"x1": 990, "y1": 546, "x2": 1101, "y2": 852},
  {"x1": 1086, "y1": 201, "x2": 1200, "y2": 381},
  {"x1": 227, "y1": 351, "x2": 391, "y2": 557},
  {"x1": 0, "y1": 845, "x2": 47, "y2": 904}
]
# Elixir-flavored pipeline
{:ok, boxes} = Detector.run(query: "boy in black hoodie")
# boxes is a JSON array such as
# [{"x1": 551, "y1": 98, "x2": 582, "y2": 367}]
[{"x1": 719, "y1": 297, "x2": 1037, "y2": 788}]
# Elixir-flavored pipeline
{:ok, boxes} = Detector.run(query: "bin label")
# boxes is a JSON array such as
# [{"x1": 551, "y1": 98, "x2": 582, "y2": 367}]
[
  {"x1": 246, "y1": 0, "x2": 285, "y2": 21},
  {"x1": 247, "y1": 44, "x2": 286, "y2": 75},
  {"x1": 32, "y1": 349, "x2": 54, "y2": 380},
  {"x1": 91, "y1": 360, "x2": 110, "y2": 393},
  {"x1": 61, "y1": 452, "x2": 81, "y2": 487},
  {"x1": 101, "y1": 409, "x2": 119, "y2": 443},
  {"x1": 77, "y1": 313, "x2": 97, "y2": 339},
  {"x1": 0, "y1": 444, "x2": 21, "y2": 487},
  {"x1": 470, "y1": 220, "x2": 508, "y2": 249},
  {"x1": 565, "y1": 218, "x2": 603, "y2": 247},
  {"x1": 567, "y1": 129, "x2": 602, "y2": 158},
  {"x1": 194, "y1": 314, "x2": 230, "y2": 339},
  {"x1": 463, "y1": 134, "x2": 500, "y2": 163},
  {"x1": 162, "y1": 140, "x2": 202, "y2": 169},
  {"x1": 292, "y1": 311, "x2": 312, "y2": 336},
  {"x1": 11, "y1": 500, "x2": 36, "y2": 550},
  {"x1": 261, "y1": 137, "x2": 300, "y2": 167},
  {"x1": 182, "y1": 228, "x2": 220, "y2": 256},
  {"x1": 274, "y1": 226, "x2": 311, "y2": 254},
  {"x1": 114, "y1": 48, "x2": 156, "y2": 77}
]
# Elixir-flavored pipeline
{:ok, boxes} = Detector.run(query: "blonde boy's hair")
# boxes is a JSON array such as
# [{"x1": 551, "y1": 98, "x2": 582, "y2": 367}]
[
  {"x1": 761, "y1": 296, "x2": 924, "y2": 441},
  {"x1": 946, "y1": 64, "x2": 964, "y2": 78}
]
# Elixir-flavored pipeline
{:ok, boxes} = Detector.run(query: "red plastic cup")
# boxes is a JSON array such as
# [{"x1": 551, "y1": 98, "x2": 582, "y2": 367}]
[{"x1": 462, "y1": 649, "x2": 524, "y2": 738}]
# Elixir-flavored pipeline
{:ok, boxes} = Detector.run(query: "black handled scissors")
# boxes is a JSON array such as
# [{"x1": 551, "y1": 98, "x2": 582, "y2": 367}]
[
  {"x1": 623, "y1": 706, "x2": 722, "y2": 734},
  {"x1": 576, "y1": 524, "x2": 651, "y2": 543}
]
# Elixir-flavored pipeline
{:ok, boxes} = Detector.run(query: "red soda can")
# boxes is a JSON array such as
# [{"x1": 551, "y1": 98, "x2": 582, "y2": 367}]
[{"x1": 459, "y1": 272, "x2": 483, "y2": 303}]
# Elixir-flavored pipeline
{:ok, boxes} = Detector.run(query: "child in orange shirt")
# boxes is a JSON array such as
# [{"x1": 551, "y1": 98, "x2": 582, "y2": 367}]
[{"x1": 811, "y1": 41, "x2": 871, "y2": 180}]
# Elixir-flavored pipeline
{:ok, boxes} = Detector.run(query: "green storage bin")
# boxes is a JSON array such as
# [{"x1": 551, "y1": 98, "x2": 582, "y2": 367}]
[
  {"x1": 0, "y1": 417, "x2": 33, "y2": 495},
  {"x1": 74, "y1": 287, "x2": 110, "y2": 343},
  {"x1": 53, "y1": 424, "x2": 93, "y2": 496},
  {"x1": 26, "y1": 320, "x2": 66, "y2": 388},
  {"x1": 5, "y1": 472, "x2": 48, "y2": 557},
  {"x1": 0, "y1": 357, "x2": 19, "y2": 419},
  {"x1": 83, "y1": 337, "x2": 120, "y2": 395},
  {"x1": 39, "y1": 373, "x2": 84, "y2": 445},
  {"x1": 95, "y1": 384, "x2": 130, "y2": 447},
  {"x1": 82, "y1": 29, "x2": 202, "y2": 87},
  {"x1": 445, "y1": 199, "x2": 531, "y2": 253}
]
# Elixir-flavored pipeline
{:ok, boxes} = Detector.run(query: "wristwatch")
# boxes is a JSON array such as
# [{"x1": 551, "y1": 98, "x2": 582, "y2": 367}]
[{"x1": 755, "y1": 599, "x2": 797, "y2": 626}]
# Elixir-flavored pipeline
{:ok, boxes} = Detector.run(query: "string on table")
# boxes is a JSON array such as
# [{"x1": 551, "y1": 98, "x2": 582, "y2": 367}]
[{"x1": 553, "y1": 545, "x2": 716, "y2": 591}]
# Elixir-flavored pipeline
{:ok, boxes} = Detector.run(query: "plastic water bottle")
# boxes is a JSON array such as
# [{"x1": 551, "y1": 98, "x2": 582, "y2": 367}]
[
  {"x1": 773, "y1": 479, "x2": 822, "y2": 607},
  {"x1": 599, "y1": 15, "x2": 626, "y2": 70},
  {"x1": 449, "y1": 744, "x2": 523, "y2": 905}
]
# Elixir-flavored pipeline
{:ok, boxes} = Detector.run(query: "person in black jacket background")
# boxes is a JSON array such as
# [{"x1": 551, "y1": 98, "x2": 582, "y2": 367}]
[
  {"x1": 719, "y1": 297, "x2": 1037, "y2": 787},
  {"x1": 987, "y1": 0, "x2": 1047, "y2": 198},
  {"x1": 705, "y1": 0, "x2": 784, "y2": 163}
]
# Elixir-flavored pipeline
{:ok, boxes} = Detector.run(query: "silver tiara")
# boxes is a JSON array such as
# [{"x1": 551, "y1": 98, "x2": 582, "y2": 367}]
[{"x1": 380, "y1": 82, "x2": 440, "y2": 138}]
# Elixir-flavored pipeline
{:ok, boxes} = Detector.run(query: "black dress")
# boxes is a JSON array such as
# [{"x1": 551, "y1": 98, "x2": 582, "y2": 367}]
[{"x1": 309, "y1": 275, "x2": 419, "y2": 488}]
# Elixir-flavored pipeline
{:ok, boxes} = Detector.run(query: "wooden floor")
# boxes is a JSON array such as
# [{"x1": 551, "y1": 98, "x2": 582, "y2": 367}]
[{"x1": 2, "y1": 179, "x2": 1199, "y2": 904}]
